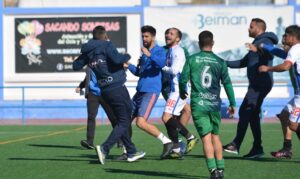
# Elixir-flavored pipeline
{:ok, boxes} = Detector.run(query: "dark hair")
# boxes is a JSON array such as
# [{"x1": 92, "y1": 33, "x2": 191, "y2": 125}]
[
  {"x1": 164, "y1": 28, "x2": 170, "y2": 35},
  {"x1": 251, "y1": 18, "x2": 266, "y2": 31},
  {"x1": 141, "y1": 25, "x2": 156, "y2": 36},
  {"x1": 93, "y1": 26, "x2": 106, "y2": 40},
  {"x1": 198, "y1": 30, "x2": 213, "y2": 48},
  {"x1": 165, "y1": 27, "x2": 182, "y2": 40},
  {"x1": 285, "y1": 25, "x2": 300, "y2": 40}
]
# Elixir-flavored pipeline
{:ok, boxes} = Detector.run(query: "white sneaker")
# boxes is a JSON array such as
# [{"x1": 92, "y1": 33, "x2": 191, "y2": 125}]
[
  {"x1": 127, "y1": 151, "x2": 145, "y2": 162},
  {"x1": 95, "y1": 145, "x2": 105, "y2": 165}
]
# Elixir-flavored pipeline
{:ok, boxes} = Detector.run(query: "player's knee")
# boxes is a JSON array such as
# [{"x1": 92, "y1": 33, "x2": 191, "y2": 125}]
[
  {"x1": 136, "y1": 117, "x2": 146, "y2": 129},
  {"x1": 212, "y1": 134, "x2": 220, "y2": 142},
  {"x1": 162, "y1": 115, "x2": 171, "y2": 123},
  {"x1": 279, "y1": 117, "x2": 290, "y2": 126},
  {"x1": 183, "y1": 104, "x2": 191, "y2": 113},
  {"x1": 201, "y1": 133, "x2": 212, "y2": 143},
  {"x1": 289, "y1": 122, "x2": 298, "y2": 132},
  {"x1": 162, "y1": 112, "x2": 173, "y2": 123},
  {"x1": 87, "y1": 116, "x2": 96, "y2": 121}
]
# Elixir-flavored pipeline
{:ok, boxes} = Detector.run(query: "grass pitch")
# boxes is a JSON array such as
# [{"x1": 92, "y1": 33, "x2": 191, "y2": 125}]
[{"x1": 0, "y1": 123, "x2": 299, "y2": 179}]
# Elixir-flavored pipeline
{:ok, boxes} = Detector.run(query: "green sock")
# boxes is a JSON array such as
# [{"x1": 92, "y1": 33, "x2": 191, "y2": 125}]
[
  {"x1": 216, "y1": 159, "x2": 225, "y2": 170},
  {"x1": 206, "y1": 158, "x2": 217, "y2": 171}
]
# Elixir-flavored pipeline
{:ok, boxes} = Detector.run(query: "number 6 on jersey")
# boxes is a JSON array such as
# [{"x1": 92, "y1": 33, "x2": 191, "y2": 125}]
[{"x1": 201, "y1": 65, "x2": 212, "y2": 88}]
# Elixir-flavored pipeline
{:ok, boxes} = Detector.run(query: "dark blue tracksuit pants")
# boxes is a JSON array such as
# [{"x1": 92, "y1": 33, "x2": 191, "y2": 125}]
[
  {"x1": 233, "y1": 85, "x2": 272, "y2": 149},
  {"x1": 101, "y1": 85, "x2": 136, "y2": 155}
]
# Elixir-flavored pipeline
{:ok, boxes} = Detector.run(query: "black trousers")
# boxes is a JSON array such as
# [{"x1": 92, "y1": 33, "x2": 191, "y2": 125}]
[
  {"x1": 86, "y1": 92, "x2": 118, "y2": 144},
  {"x1": 233, "y1": 86, "x2": 272, "y2": 149},
  {"x1": 101, "y1": 85, "x2": 136, "y2": 155}
]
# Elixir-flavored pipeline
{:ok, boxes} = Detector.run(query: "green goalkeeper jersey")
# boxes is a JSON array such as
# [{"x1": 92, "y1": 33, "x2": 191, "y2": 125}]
[{"x1": 179, "y1": 51, "x2": 236, "y2": 112}]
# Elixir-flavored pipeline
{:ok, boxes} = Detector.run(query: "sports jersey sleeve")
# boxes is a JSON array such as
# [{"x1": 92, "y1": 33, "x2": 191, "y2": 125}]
[
  {"x1": 262, "y1": 44, "x2": 287, "y2": 59},
  {"x1": 128, "y1": 64, "x2": 140, "y2": 77},
  {"x1": 221, "y1": 61, "x2": 236, "y2": 107},
  {"x1": 179, "y1": 58, "x2": 190, "y2": 96},
  {"x1": 286, "y1": 45, "x2": 300, "y2": 64},
  {"x1": 162, "y1": 48, "x2": 186, "y2": 75}
]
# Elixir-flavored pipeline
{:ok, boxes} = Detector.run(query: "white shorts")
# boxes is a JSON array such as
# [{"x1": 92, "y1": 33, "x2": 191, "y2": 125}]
[
  {"x1": 283, "y1": 95, "x2": 300, "y2": 123},
  {"x1": 164, "y1": 92, "x2": 187, "y2": 116}
]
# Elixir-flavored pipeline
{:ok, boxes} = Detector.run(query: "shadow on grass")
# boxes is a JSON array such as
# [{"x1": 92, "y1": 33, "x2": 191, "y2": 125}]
[
  {"x1": 9, "y1": 157, "x2": 90, "y2": 162},
  {"x1": 28, "y1": 144, "x2": 82, "y2": 150},
  {"x1": 223, "y1": 155, "x2": 300, "y2": 163},
  {"x1": 104, "y1": 168, "x2": 206, "y2": 179},
  {"x1": 181, "y1": 154, "x2": 300, "y2": 164},
  {"x1": 241, "y1": 157, "x2": 300, "y2": 163}
]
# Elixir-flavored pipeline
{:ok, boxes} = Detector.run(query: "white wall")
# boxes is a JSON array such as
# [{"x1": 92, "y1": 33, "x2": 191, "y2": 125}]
[
  {"x1": 297, "y1": 12, "x2": 300, "y2": 24},
  {"x1": 18, "y1": 0, "x2": 141, "y2": 7}
]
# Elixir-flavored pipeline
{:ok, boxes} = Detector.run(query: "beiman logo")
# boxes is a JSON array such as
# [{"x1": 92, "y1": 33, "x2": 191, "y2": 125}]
[{"x1": 197, "y1": 14, "x2": 248, "y2": 29}]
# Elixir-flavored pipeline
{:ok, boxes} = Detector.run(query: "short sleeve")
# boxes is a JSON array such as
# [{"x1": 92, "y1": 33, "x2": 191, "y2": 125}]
[{"x1": 286, "y1": 45, "x2": 300, "y2": 64}]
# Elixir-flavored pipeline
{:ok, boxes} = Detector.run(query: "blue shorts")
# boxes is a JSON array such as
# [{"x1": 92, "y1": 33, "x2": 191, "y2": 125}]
[{"x1": 132, "y1": 92, "x2": 159, "y2": 120}]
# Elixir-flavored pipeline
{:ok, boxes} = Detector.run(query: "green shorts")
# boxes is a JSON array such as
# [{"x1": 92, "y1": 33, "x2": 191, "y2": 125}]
[{"x1": 192, "y1": 111, "x2": 221, "y2": 137}]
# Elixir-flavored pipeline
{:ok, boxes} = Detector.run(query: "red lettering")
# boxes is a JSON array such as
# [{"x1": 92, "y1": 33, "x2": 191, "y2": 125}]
[
  {"x1": 45, "y1": 22, "x2": 80, "y2": 32},
  {"x1": 166, "y1": 100, "x2": 176, "y2": 108},
  {"x1": 81, "y1": 21, "x2": 120, "y2": 32},
  {"x1": 291, "y1": 107, "x2": 300, "y2": 116}
]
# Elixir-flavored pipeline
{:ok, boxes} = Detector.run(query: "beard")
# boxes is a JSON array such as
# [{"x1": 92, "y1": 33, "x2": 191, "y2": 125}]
[
  {"x1": 143, "y1": 41, "x2": 150, "y2": 48},
  {"x1": 248, "y1": 31, "x2": 256, "y2": 38},
  {"x1": 165, "y1": 39, "x2": 173, "y2": 47}
]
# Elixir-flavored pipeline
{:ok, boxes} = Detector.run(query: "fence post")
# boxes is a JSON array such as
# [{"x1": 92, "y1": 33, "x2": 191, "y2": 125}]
[
  {"x1": 22, "y1": 87, "x2": 25, "y2": 125},
  {"x1": 100, "y1": 107, "x2": 104, "y2": 125}
]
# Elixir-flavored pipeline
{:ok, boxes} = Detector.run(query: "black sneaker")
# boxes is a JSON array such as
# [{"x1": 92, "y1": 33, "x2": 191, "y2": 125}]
[
  {"x1": 218, "y1": 170, "x2": 224, "y2": 179},
  {"x1": 243, "y1": 147, "x2": 264, "y2": 159},
  {"x1": 160, "y1": 142, "x2": 174, "y2": 159},
  {"x1": 80, "y1": 140, "x2": 94, "y2": 149},
  {"x1": 271, "y1": 148, "x2": 292, "y2": 159},
  {"x1": 210, "y1": 169, "x2": 220, "y2": 179},
  {"x1": 223, "y1": 142, "x2": 239, "y2": 155},
  {"x1": 114, "y1": 153, "x2": 128, "y2": 161}
]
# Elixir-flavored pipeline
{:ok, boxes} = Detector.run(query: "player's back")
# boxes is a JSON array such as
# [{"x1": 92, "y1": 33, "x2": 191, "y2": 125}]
[
  {"x1": 188, "y1": 51, "x2": 227, "y2": 112},
  {"x1": 287, "y1": 44, "x2": 300, "y2": 95}
]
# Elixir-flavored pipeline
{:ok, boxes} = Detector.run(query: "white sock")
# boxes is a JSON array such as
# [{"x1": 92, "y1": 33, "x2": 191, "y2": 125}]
[
  {"x1": 123, "y1": 146, "x2": 127, "y2": 154},
  {"x1": 157, "y1": 133, "x2": 172, "y2": 144},
  {"x1": 173, "y1": 147, "x2": 180, "y2": 153},
  {"x1": 187, "y1": 135, "x2": 195, "y2": 140}
]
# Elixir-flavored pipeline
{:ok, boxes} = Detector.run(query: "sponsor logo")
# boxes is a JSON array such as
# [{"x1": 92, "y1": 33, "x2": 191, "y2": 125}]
[
  {"x1": 197, "y1": 14, "x2": 247, "y2": 29},
  {"x1": 198, "y1": 92, "x2": 217, "y2": 100},
  {"x1": 198, "y1": 100, "x2": 204, "y2": 105},
  {"x1": 98, "y1": 76, "x2": 113, "y2": 87}
]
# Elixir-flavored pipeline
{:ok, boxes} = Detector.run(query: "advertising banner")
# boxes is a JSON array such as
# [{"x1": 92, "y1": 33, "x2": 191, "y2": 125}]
[
  {"x1": 145, "y1": 6, "x2": 293, "y2": 82},
  {"x1": 15, "y1": 16, "x2": 127, "y2": 73}
]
